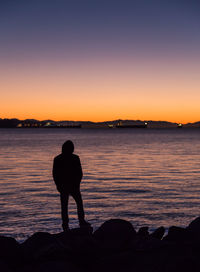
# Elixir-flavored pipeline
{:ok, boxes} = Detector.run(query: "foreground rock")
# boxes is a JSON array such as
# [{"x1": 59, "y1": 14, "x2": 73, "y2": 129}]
[
  {"x1": 93, "y1": 219, "x2": 136, "y2": 251},
  {"x1": 1, "y1": 217, "x2": 200, "y2": 272}
]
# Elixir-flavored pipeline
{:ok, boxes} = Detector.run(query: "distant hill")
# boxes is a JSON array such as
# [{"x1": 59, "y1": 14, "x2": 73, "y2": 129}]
[
  {"x1": 0, "y1": 118, "x2": 20, "y2": 128},
  {"x1": 184, "y1": 121, "x2": 200, "y2": 128},
  {"x1": 0, "y1": 118, "x2": 199, "y2": 128}
]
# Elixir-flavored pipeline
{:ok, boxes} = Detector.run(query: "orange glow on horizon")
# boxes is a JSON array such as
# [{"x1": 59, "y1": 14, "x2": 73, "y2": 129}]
[
  {"x1": 1, "y1": 107, "x2": 199, "y2": 125},
  {"x1": 1, "y1": 56, "x2": 200, "y2": 124}
]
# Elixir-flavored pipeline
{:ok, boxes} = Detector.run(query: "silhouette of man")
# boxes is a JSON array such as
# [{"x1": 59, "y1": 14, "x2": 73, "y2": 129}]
[{"x1": 53, "y1": 140, "x2": 89, "y2": 231}]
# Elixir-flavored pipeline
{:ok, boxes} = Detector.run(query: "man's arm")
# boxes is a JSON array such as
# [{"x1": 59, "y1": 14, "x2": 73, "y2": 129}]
[
  {"x1": 52, "y1": 158, "x2": 57, "y2": 182},
  {"x1": 53, "y1": 158, "x2": 61, "y2": 191},
  {"x1": 74, "y1": 155, "x2": 83, "y2": 183},
  {"x1": 78, "y1": 156, "x2": 83, "y2": 181}
]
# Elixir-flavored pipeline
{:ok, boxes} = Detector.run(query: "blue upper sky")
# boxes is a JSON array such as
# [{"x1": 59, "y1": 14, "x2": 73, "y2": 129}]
[{"x1": 0, "y1": 0, "x2": 200, "y2": 60}]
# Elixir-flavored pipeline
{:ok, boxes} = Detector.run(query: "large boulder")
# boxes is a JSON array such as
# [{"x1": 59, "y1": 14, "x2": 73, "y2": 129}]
[
  {"x1": 164, "y1": 217, "x2": 200, "y2": 245},
  {"x1": 21, "y1": 229, "x2": 95, "y2": 264},
  {"x1": 53, "y1": 228, "x2": 100, "y2": 267},
  {"x1": 53, "y1": 226, "x2": 95, "y2": 253},
  {"x1": 20, "y1": 232, "x2": 60, "y2": 261},
  {"x1": 93, "y1": 219, "x2": 136, "y2": 250},
  {"x1": 163, "y1": 226, "x2": 192, "y2": 243}
]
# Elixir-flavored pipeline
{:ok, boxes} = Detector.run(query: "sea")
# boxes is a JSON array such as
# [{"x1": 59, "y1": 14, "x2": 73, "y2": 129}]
[{"x1": 0, "y1": 128, "x2": 200, "y2": 241}]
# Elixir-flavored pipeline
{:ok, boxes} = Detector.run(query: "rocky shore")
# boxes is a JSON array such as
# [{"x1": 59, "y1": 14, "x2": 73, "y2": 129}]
[{"x1": 1, "y1": 217, "x2": 200, "y2": 272}]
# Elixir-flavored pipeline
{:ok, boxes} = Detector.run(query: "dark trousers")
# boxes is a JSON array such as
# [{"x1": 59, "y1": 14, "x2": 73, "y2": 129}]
[{"x1": 60, "y1": 189, "x2": 85, "y2": 226}]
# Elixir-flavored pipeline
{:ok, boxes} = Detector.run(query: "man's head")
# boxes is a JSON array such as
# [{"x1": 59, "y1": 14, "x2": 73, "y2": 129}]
[{"x1": 62, "y1": 140, "x2": 74, "y2": 155}]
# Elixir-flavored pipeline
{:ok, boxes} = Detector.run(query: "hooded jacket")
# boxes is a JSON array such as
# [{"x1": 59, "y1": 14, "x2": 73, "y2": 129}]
[{"x1": 53, "y1": 153, "x2": 83, "y2": 192}]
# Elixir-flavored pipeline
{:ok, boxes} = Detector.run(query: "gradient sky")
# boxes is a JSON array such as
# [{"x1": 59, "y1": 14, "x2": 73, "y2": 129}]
[{"x1": 0, "y1": 0, "x2": 200, "y2": 123}]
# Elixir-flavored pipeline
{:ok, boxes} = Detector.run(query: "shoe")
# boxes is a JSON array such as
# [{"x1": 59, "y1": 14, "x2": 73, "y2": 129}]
[
  {"x1": 62, "y1": 223, "x2": 69, "y2": 232},
  {"x1": 79, "y1": 220, "x2": 91, "y2": 227}
]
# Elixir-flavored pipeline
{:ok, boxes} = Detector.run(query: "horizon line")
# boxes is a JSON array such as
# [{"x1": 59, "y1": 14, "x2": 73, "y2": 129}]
[{"x1": 1, "y1": 117, "x2": 200, "y2": 125}]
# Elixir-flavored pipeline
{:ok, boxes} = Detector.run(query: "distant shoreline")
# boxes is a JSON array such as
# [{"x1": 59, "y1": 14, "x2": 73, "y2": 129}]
[
  {"x1": 1, "y1": 126, "x2": 200, "y2": 130},
  {"x1": 0, "y1": 118, "x2": 200, "y2": 129}
]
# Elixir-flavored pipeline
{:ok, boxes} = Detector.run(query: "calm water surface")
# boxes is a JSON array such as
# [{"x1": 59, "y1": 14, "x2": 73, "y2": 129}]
[{"x1": 0, "y1": 128, "x2": 200, "y2": 241}]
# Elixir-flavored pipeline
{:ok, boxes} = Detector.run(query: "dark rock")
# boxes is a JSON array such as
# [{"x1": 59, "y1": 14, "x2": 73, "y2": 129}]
[
  {"x1": 131, "y1": 235, "x2": 165, "y2": 251},
  {"x1": 69, "y1": 225, "x2": 93, "y2": 236},
  {"x1": 163, "y1": 226, "x2": 189, "y2": 243},
  {"x1": 93, "y1": 219, "x2": 136, "y2": 250},
  {"x1": 3, "y1": 218, "x2": 200, "y2": 271},
  {"x1": 30, "y1": 260, "x2": 81, "y2": 272},
  {"x1": 138, "y1": 227, "x2": 149, "y2": 237},
  {"x1": 187, "y1": 217, "x2": 200, "y2": 234},
  {"x1": 53, "y1": 225, "x2": 93, "y2": 242},
  {"x1": 150, "y1": 226, "x2": 165, "y2": 240},
  {"x1": 54, "y1": 230, "x2": 100, "y2": 263},
  {"x1": 21, "y1": 229, "x2": 97, "y2": 264},
  {"x1": 0, "y1": 236, "x2": 20, "y2": 261},
  {"x1": 184, "y1": 217, "x2": 200, "y2": 246},
  {"x1": 20, "y1": 232, "x2": 59, "y2": 261},
  {"x1": 21, "y1": 232, "x2": 54, "y2": 251},
  {"x1": 162, "y1": 251, "x2": 200, "y2": 272},
  {"x1": 53, "y1": 226, "x2": 94, "y2": 254},
  {"x1": 0, "y1": 260, "x2": 13, "y2": 272}
]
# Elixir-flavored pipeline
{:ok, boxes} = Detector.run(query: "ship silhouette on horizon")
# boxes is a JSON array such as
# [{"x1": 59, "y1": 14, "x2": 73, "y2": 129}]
[{"x1": 115, "y1": 121, "x2": 148, "y2": 128}]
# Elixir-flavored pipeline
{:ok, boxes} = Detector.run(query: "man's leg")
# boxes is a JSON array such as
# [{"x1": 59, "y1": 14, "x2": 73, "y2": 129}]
[
  {"x1": 71, "y1": 189, "x2": 88, "y2": 226},
  {"x1": 60, "y1": 192, "x2": 69, "y2": 231}
]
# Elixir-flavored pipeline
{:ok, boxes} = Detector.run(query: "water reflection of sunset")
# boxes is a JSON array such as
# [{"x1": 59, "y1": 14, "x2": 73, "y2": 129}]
[{"x1": 1, "y1": 129, "x2": 200, "y2": 239}]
